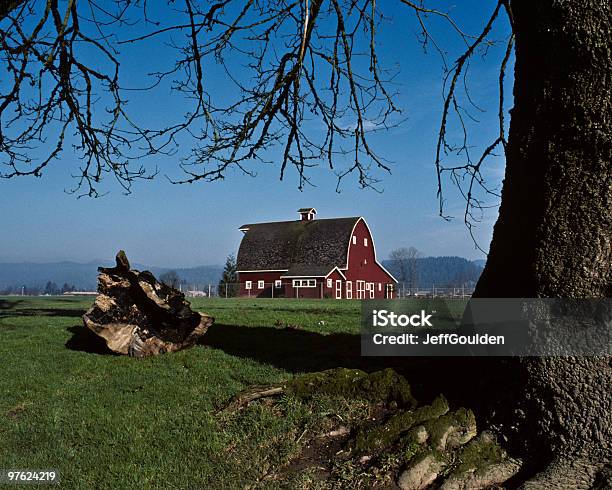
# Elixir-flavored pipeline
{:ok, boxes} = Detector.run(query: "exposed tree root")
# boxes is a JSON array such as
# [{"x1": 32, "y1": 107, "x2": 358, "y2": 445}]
[
  {"x1": 224, "y1": 367, "x2": 523, "y2": 489},
  {"x1": 225, "y1": 367, "x2": 417, "y2": 412},
  {"x1": 224, "y1": 385, "x2": 285, "y2": 411}
]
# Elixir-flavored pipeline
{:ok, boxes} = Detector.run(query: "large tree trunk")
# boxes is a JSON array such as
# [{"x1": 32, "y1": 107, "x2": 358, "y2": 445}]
[{"x1": 473, "y1": 1, "x2": 611, "y2": 487}]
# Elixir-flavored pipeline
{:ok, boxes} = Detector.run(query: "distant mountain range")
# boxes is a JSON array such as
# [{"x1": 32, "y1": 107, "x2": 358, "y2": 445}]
[
  {"x1": 0, "y1": 256, "x2": 485, "y2": 292},
  {"x1": 0, "y1": 260, "x2": 223, "y2": 291},
  {"x1": 382, "y1": 256, "x2": 485, "y2": 288}
]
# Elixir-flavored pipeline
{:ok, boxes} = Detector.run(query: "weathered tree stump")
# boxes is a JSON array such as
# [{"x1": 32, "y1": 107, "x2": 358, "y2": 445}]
[{"x1": 82, "y1": 251, "x2": 214, "y2": 357}]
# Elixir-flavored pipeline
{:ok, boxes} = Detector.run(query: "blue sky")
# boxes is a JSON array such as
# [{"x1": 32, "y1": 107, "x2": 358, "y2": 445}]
[{"x1": 0, "y1": 1, "x2": 512, "y2": 267}]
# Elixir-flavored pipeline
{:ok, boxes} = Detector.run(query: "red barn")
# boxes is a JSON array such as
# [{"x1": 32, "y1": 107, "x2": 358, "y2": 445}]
[{"x1": 236, "y1": 208, "x2": 397, "y2": 299}]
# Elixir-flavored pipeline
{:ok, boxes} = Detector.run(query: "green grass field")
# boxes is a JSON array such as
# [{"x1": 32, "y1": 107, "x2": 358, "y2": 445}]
[{"x1": 0, "y1": 296, "x2": 468, "y2": 489}]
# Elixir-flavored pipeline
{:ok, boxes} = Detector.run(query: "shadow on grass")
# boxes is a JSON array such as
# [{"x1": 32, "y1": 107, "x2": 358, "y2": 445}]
[
  {"x1": 0, "y1": 299, "x2": 25, "y2": 310},
  {"x1": 62, "y1": 320, "x2": 514, "y2": 412},
  {"x1": 203, "y1": 323, "x2": 507, "y2": 408},
  {"x1": 0, "y1": 299, "x2": 85, "y2": 318},
  {"x1": 0, "y1": 308, "x2": 85, "y2": 318},
  {"x1": 58, "y1": 316, "x2": 529, "y2": 480},
  {"x1": 65, "y1": 325, "x2": 116, "y2": 355}
]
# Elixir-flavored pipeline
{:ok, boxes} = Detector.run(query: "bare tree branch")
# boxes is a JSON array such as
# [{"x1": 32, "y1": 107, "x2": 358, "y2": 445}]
[
  {"x1": 396, "y1": 0, "x2": 513, "y2": 250},
  {"x1": 1, "y1": 0, "x2": 513, "y2": 232}
]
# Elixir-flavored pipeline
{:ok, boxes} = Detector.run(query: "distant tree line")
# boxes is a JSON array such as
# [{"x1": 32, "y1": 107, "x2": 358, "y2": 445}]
[
  {"x1": 384, "y1": 249, "x2": 483, "y2": 289},
  {"x1": 388, "y1": 247, "x2": 421, "y2": 289},
  {"x1": 159, "y1": 271, "x2": 182, "y2": 289},
  {"x1": 154, "y1": 255, "x2": 239, "y2": 297},
  {"x1": 0, "y1": 282, "x2": 77, "y2": 296}
]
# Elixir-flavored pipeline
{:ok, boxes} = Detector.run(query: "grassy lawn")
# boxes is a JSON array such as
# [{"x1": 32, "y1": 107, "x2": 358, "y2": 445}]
[{"x1": 0, "y1": 296, "x2": 467, "y2": 489}]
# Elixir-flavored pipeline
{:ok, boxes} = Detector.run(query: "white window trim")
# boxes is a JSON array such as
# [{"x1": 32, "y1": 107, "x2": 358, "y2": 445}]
[
  {"x1": 352, "y1": 235, "x2": 356, "y2": 245},
  {"x1": 245, "y1": 281, "x2": 252, "y2": 290},
  {"x1": 292, "y1": 279, "x2": 316, "y2": 288},
  {"x1": 357, "y1": 280, "x2": 365, "y2": 299},
  {"x1": 335, "y1": 280, "x2": 342, "y2": 299},
  {"x1": 378, "y1": 283, "x2": 382, "y2": 291},
  {"x1": 346, "y1": 281, "x2": 353, "y2": 299},
  {"x1": 364, "y1": 237, "x2": 368, "y2": 247},
  {"x1": 327, "y1": 278, "x2": 333, "y2": 288},
  {"x1": 369, "y1": 283, "x2": 375, "y2": 299},
  {"x1": 274, "y1": 280, "x2": 282, "y2": 288},
  {"x1": 258, "y1": 280, "x2": 265, "y2": 289}
]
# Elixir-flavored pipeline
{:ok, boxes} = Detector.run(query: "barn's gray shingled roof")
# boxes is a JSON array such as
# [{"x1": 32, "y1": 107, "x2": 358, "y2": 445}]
[{"x1": 237, "y1": 217, "x2": 361, "y2": 276}]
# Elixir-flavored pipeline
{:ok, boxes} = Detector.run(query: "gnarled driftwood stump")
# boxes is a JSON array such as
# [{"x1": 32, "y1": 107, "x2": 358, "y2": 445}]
[{"x1": 83, "y1": 250, "x2": 213, "y2": 357}]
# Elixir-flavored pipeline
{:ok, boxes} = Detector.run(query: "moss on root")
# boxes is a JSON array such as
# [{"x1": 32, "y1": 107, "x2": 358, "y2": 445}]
[
  {"x1": 398, "y1": 425, "x2": 429, "y2": 462},
  {"x1": 225, "y1": 367, "x2": 520, "y2": 489},
  {"x1": 285, "y1": 368, "x2": 417, "y2": 409},
  {"x1": 439, "y1": 432, "x2": 521, "y2": 490},
  {"x1": 353, "y1": 395, "x2": 449, "y2": 454},
  {"x1": 450, "y1": 431, "x2": 506, "y2": 476},
  {"x1": 423, "y1": 407, "x2": 477, "y2": 451}
]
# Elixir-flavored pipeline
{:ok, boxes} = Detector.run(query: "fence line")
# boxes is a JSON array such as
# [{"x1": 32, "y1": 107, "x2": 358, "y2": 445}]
[
  {"x1": 179, "y1": 282, "x2": 475, "y2": 299},
  {"x1": 6, "y1": 282, "x2": 475, "y2": 299},
  {"x1": 394, "y1": 283, "x2": 475, "y2": 299}
]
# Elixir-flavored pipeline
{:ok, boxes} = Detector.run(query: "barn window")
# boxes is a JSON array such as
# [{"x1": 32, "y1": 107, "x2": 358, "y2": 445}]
[
  {"x1": 364, "y1": 237, "x2": 368, "y2": 247},
  {"x1": 352, "y1": 235, "x2": 356, "y2": 245},
  {"x1": 378, "y1": 283, "x2": 382, "y2": 291},
  {"x1": 346, "y1": 281, "x2": 353, "y2": 299},
  {"x1": 369, "y1": 283, "x2": 375, "y2": 299},
  {"x1": 245, "y1": 281, "x2": 252, "y2": 290},
  {"x1": 364, "y1": 259, "x2": 367, "y2": 265},
  {"x1": 292, "y1": 279, "x2": 316, "y2": 288},
  {"x1": 258, "y1": 280, "x2": 265, "y2": 289},
  {"x1": 357, "y1": 280, "x2": 365, "y2": 299},
  {"x1": 327, "y1": 278, "x2": 332, "y2": 288},
  {"x1": 275, "y1": 280, "x2": 282, "y2": 288}
]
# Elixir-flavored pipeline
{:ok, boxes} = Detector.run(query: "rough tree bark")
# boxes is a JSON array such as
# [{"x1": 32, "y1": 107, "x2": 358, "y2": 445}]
[{"x1": 474, "y1": 1, "x2": 611, "y2": 487}]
